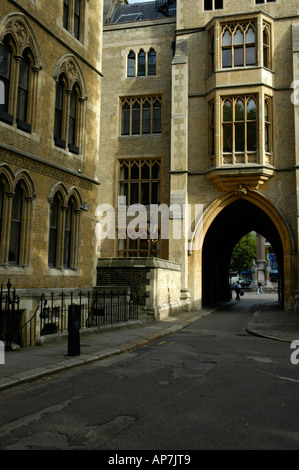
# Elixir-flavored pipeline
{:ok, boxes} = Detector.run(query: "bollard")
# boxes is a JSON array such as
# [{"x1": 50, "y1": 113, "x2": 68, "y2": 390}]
[{"x1": 68, "y1": 304, "x2": 81, "y2": 356}]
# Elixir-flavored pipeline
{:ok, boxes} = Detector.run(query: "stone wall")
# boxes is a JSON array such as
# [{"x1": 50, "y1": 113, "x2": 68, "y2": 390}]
[{"x1": 97, "y1": 257, "x2": 189, "y2": 319}]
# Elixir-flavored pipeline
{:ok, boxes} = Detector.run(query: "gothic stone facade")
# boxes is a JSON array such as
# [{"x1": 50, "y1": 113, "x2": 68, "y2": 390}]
[
  {"x1": 101, "y1": 0, "x2": 299, "y2": 313},
  {"x1": 0, "y1": 0, "x2": 103, "y2": 325}
]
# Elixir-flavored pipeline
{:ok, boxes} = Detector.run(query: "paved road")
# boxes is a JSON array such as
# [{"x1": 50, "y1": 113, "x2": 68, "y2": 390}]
[{"x1": 0, "y1": 295, "x2": 298, "y2": 451}]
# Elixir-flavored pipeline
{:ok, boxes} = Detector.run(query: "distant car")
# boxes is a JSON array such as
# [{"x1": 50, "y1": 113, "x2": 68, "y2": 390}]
[{"x1": 230, "y1": 277, "x2": 248, "y2": 288}]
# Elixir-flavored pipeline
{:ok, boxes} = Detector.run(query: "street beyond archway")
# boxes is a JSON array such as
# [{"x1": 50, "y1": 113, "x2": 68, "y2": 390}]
[{"x1": 0, "y1": 293, "x2": 298, "y2": 451}]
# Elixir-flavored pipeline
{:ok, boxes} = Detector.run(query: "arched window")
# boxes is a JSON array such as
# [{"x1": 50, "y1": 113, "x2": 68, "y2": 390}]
[
  {"x1": 137, "y1": 50, "x2": 146, "y2": 76},
  {"x1": 48, "y1": 193, "x2": 60, "y2": 267},
  {"x1": 9, "y1": 183, "x2": 23, "y2": 265},
  {"x1": 222, "y1": 22, "x2": 256, "y2": 69},
  {"x1": 48, "y1": 185, "x2": 81, "y2": 270},
  {"x1": 263, "y1": 24, "x2": 271, "y2": 69},
  {"x1": 148, "y1": 49, "x2": 156, "y2": 76},
  {"x1": 0, "y1": 14, "x2": 42, "y2": 131},
  {"x1": 16, "y1": 50, "x2": 32, "y2": 132},
  {"x1": 127, "y1": 51, "x2": 135, "y2": 77},
  {"x1": 222, "y1": 96, "x2": 257, "y2": 162},
  {"x1": 68, "y1": 85, "x2": 79, "y2": 153},
  {"x1": 54, "y1": 75, "x2": 66, "y2": 148},
  {"x1": 54, "y1": 56, "x2": 86, "y2": 154},
  {"x1": 0, "y1": 37, "x2": 12, "y2": 119},
  {"x1": 0, "y1": 168, "x2": 34, "y2": 267},
  {"x1": 64, "y1": 198, "x2": 75, "y2": 268}
]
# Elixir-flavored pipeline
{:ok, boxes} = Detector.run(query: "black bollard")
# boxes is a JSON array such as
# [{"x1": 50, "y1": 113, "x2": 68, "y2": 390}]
[{"x1": 68, "y1": 304, "x2": 81, "y2": 356}]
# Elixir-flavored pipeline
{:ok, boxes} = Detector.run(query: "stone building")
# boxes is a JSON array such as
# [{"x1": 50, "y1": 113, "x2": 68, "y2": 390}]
[
  {"x1": 100, "y1": 0, "x2": 299, "y2": 315},
  {"x1": 0, "y1": 0, "x2": 103, "y2": 339}
]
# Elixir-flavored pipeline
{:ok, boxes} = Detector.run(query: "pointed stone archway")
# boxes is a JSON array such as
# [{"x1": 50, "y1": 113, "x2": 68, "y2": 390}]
[{"x1": 189, "y1": 191, "x2": 296, "y2": 311}]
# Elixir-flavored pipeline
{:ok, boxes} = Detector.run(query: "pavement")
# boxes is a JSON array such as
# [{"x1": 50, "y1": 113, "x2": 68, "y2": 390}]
[{"x1": 0, "y1": 292, "x2": 299, "y2": 392}]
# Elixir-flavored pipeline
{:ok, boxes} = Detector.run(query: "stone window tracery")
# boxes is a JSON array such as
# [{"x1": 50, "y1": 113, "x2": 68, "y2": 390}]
[{"x1": 0, "y1": 13, "x2": 42, "y2": 132}]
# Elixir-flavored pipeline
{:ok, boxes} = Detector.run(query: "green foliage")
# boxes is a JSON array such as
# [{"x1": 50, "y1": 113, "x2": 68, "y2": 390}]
[{"x1": 230, "y1": 232, "x2": 257, "y2": 273}]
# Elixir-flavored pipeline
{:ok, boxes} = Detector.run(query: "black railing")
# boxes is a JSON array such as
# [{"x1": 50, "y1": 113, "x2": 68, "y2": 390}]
[
  {"x1": 0, "y1": 279, "x2": 20, "y2": 350},
  {"x1": 40, "y1": 289, "x2": 139, "y2": 336}
]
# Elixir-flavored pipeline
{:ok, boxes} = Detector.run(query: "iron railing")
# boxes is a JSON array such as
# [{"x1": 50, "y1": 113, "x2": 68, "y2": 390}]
[
  {"x1": 0, "y1": 279, "x2": 20, "y2": 350},
  {"x1": 0, "y1": 282, "x2": 140, "y2": 349},
  {"x1": 40, "y1": 289, "x2": 139, "y2": 336}
]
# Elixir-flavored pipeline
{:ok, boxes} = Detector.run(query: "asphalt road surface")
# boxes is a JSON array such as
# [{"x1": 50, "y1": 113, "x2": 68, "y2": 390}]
[{"x1": 0, "y1": 295, "x2": 298, "y2": 452}]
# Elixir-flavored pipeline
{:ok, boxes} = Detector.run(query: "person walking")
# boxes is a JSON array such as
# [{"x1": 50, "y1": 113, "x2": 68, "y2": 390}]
[
  {"x1": 234, "y1": 280, "x2": 242, "y2": 301},
  {"x1": 257, "y1": 281, "x2": 263, "y2": 294}
]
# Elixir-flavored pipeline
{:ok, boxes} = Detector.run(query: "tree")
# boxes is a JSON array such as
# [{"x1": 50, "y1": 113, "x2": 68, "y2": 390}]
[{"x1": 230, "y1": 232, "x2": 257, "y2": 274}]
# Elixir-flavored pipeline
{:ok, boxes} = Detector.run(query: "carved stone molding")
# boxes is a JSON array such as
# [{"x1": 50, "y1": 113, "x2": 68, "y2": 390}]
[
  {"x1": 54, "y1": 54, "x2": 87, "y2": 98},
  {"x1": 205, "y1": 165, "x2": 275, "y2": 192},
  {"x1": 0, "y1": 12, "x2": 42, "y2": 69},
  {"x1": 0, "y1": 148, "x2": 93, "y2": 191}
]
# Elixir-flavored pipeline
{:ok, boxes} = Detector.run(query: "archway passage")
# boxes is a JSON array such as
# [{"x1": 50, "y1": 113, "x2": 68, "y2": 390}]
[{"x1": 202, "y1": 198, "x2": 284, "y2": 307}]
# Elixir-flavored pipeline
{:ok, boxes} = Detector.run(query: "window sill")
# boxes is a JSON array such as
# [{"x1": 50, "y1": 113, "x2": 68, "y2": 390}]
[
  {"x1": 16, "y1": 119, "x2": 32, "y2": 134},
  {"x1": 54, "y1": 137, "x2": 66, "y2": 149},
  {"x1": 119, "y1": 133, "x2": 162, "y2": 138},
  {"x1": 68, "y1": 143, "x2": 80, "y2": 154},
  {"x1": 0, "y1": 110, "x2": 13, "y2": 125}
]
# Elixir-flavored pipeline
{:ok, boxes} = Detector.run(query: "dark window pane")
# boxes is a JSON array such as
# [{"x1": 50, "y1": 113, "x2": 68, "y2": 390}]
[
  {"x1": 9, "y1": 186, "x2": 23, "y2": 265},
  {"x1": 247, "y1": 122, "x2": 257, "y2": 151},
  {"x1": 137, "y1": 51, "x2": 145, "y2": 76},
  {"x1": 54, "y1": 78, "x2": 65, "y2": 141},
  {"x1": 215, "y1": 0, "x2": 223, "y2": 8},
  {"x1": 141, "y1": 182, "x2": 149, "y2": 205},
  {"x1": 120, "y1": 164, "x2": 129, "y2": 180},
  {"x1": 222, "y1": 49, "x2": 232, "y2": 68},
  {"x1": 68, "y1": 89, "x2": 77, "y2": 145},
  {"x1": 247, "y1": 99, "x2": 256, "y2": 120},
  {"x1": 152, "y1": 102, "x2": 161, "y2": 133},
  {"x1": 120, "y1": 182, "x2": 128, "y2": 203},
  {"x1": 204, "y1": 0, "x2": 213, "y2": 10},
  {"x1": 148, "y1": 49, "x2": 156, "y2": 75},
  {"x1": 0, "y1": 41, "x2": 11, "y2": 114},
  {"x1": 121, "y1": 103, "x2": 130, "y2": 135},
  {"x1": 263, "y1": 46, "x2": 268, "y2": 68},
  {"x1": 142, "y1": 103, "x2": 151, "y2": 134},
  {"x1": 74, "y1": 0, "x2": 81, "y2": 39},
  {"x1": 235, "y1": 100, "x2": 244, "y2": 121},
  {"x1": 48, "y1": 196, "x2": 59, "y2": 266},
  {"x1": 246, "y1": 46, "x2": 256, "y2": 66},
  {"x1": 223, "y1": 125, "x2": 232, "y2": 152},
  {"x1": 127, "y1": 51, "x2": 135, "y2": 77},
  {"x1": 141, "y1": 163, "x2": 150, "y2": 179},
  {"x1": 130, "y1": 182, "x2": 139, "y2": 204},
  {"x1": 64, "y1": 203, "x2": 73, "y2": 267},
  {"x1": 152, "y1": 163, "x2": 160, "y2": 179},
  {"x1": 265, "y1": 124, "x2": 269, "y2": 152},
  {"x1": 234, "y1": 47, "x2": 244, "y2": 67},
  {"x1": 132, "y1": 103, "x2": 140, "y2": 134},
  {"x1": 235, "y1": 123, "x2": 245, "y2": 151},
  {"x1": 17, "y1": 57, "x2": 30, "y2": 123},
  {"x1": 151, "y1": 181, "x2": 160, "y2": 204},
  {"x1": 223, "y1": 100, "x2": 232, "y2": 122},
  {"x1": 131, "y1": 164, "x2": 139, "y2": 180},
  {"x1": 63, "y1": 0, "x2": 69, "y2": 29}
]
